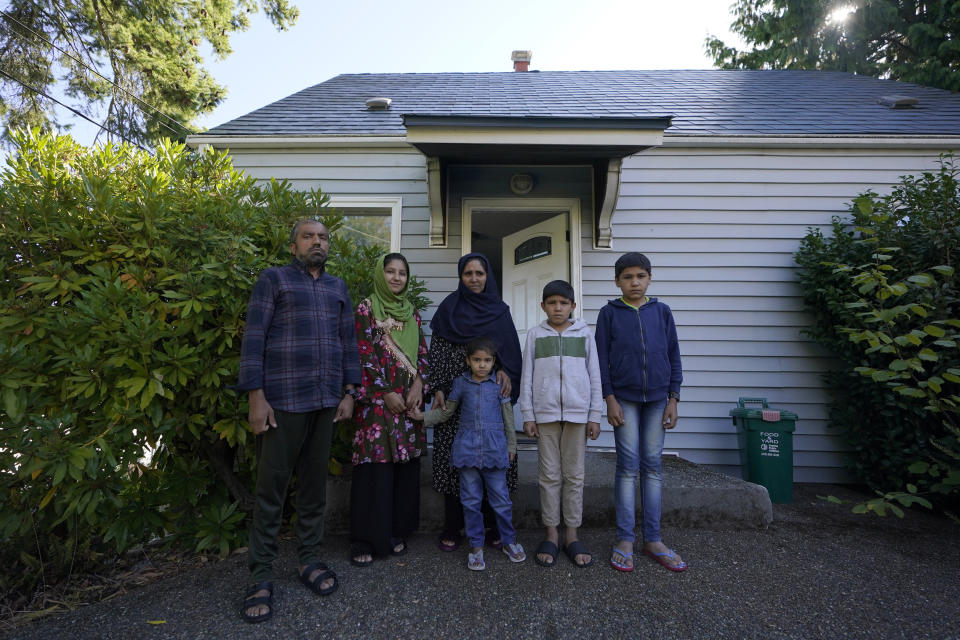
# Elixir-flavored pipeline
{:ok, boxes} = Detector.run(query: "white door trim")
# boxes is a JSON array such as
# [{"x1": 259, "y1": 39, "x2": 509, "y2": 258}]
[{"x1": 461, "y1": 197, "x2": 583, "y2": 311}]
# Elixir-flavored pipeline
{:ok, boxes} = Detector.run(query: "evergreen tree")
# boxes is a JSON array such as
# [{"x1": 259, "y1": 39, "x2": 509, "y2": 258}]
[
  {"x1": 706, "y1": 0, "x2": 960, "y2": 91},
  {"x1": 0, "y1": 0, "x2": 298, "y2": 146}
]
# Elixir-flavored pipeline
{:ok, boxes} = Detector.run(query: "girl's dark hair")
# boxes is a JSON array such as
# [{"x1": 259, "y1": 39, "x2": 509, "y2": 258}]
[
  {"x1": 466, "y1": 336, "x2": 497, "y2": 358},
  {"x1": 383, "y1": 252, "x2": 409, "y2": 272},
  {"x1": 614, "y1": 252, "x2": 652, "y2": 279}
]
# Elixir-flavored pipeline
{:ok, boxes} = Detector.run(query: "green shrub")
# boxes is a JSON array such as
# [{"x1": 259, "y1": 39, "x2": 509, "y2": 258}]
[
  {"x1": 795, "y1": 154, "x2": 960, "y2": 512},
  {"x1": 0, "y1": 130, "x2": 424, "y2": 605}
]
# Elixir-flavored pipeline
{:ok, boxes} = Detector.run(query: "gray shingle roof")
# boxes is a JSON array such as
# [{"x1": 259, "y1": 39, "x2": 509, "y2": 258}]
[{"x1": 201, "y1": 70, "x2": 960, "y2": 137}]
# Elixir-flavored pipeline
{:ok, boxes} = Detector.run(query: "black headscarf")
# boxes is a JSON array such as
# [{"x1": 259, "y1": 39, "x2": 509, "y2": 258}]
[{"x1": 430, "y1": 253, "x2": 522, "y2": 402}]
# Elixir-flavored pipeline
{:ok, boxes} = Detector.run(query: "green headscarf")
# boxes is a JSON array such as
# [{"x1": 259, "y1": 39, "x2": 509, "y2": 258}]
[{"x1": 370, "y1": 256, "x2": 419, "y2": 364}]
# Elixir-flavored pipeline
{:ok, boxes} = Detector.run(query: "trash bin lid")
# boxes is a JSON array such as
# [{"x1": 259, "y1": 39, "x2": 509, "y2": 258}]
[{"x1": 729, "y1": 397, "x2": 798, "y2": 425}]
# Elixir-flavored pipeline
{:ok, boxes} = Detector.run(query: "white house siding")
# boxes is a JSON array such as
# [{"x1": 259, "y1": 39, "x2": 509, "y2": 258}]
[
  {"x1": 223, "y1": 143, "x2": 953, "y2": 483},
  {"x1": 586, "y1": 145, "x2": 953, "y2": 482}
]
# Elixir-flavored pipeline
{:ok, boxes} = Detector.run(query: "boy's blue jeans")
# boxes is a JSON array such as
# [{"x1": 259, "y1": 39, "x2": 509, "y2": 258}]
[
  {"x1": 613, "y1": 399, "x2": 667, "y2": 544},
  {"x1": 459, "y1": 467, "x2": 516, "y2": 548}
]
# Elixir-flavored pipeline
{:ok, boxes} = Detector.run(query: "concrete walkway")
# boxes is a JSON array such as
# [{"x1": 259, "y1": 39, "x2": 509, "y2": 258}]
[{"x1": 323, "y1": 450, "x2": 774, "y2": 533}]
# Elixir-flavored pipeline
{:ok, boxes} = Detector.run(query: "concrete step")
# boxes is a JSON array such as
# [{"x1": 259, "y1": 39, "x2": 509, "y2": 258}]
[{"x1": 324, "y1": 449, "x2": 772, "y2": 534}]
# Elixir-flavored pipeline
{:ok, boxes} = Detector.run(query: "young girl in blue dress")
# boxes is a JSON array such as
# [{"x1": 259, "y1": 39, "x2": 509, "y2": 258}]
[{"x1": 415, "y1": 337, "x2": 526, "y2": 570}]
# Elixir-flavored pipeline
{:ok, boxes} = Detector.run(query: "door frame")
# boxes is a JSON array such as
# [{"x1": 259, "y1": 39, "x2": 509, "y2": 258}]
[{"x1": 461, "y1": 197, "x2": 583, "y2": 312}]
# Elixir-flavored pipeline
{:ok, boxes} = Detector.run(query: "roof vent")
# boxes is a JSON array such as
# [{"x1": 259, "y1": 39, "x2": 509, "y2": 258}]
[
  {"x1": 511, "y1": 50, "x2": 532, "y2": 72},
  {"x1": 877, "y1": 95, "x2": 919, "y2": 109},
  {"x1": 365, "y1": 97, "x2": 392, "y2": 110}
]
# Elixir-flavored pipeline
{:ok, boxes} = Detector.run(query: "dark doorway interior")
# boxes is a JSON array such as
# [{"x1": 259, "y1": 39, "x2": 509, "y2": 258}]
[{"x1": 470, "y1": 210, "x2": 560, "y2": 289}]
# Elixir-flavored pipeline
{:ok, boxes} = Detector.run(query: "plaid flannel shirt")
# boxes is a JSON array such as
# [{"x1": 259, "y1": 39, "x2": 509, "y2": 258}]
[{"x1": 236, "y1": 259, "x2": 361, "y2": 412}]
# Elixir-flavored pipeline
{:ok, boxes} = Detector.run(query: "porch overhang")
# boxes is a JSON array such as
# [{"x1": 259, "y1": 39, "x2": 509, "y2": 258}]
[{"x1": 403, "y1": 115, "x2": 672, "y2": 248}]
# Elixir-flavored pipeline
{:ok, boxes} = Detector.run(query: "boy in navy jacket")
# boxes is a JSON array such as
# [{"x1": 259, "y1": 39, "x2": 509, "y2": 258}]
[{"x1": 595, "y1": 252, "x2": 687, "y2": 573}]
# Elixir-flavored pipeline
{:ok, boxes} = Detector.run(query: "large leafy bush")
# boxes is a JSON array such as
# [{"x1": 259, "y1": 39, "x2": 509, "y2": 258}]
[
  {"x1": 0, "y1": 131, "x2": 424, "y2": 606},
  {"x1": 795, "y1": 155, "x2": 960, "y2": 511}
]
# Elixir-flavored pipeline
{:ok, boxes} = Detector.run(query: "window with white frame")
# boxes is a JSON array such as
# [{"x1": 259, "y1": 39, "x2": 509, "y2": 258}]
[{"x1": 327, "y1": 196, "x2": 402, "y2": 252}]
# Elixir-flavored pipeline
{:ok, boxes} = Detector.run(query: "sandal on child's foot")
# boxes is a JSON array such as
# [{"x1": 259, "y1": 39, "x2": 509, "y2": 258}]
[
  {"x1": 610, "y1": 548, "x2": 634, "y2": 573},
  {"x1": 467, "y1": 549, "x2": 485, "y2": 571},
  {"x1": 643, "y1": 547, "x2": 687, "y2": 572},
  {"x1": 502, "y1": 542, "x2": 526, "y2": 563}
]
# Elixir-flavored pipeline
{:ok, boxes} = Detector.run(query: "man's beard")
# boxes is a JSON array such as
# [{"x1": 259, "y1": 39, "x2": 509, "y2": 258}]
[{"x1": 301, "y1": 249, "x2": 327, "y2": 269}]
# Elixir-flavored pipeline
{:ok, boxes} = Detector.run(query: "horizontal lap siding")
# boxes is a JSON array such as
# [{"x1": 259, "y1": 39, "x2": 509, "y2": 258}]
[
  {"x1": 592, "y1": 147, "x2": 949, "y2": 481},
  {"x1": 223, "y1": 146, "x2": 446, "y2": 297}
]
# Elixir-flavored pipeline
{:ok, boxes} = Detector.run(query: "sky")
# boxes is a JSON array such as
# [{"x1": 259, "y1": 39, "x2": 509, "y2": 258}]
[{"x1": 41, "y1": 0, "x2": 744, "y2": 145}]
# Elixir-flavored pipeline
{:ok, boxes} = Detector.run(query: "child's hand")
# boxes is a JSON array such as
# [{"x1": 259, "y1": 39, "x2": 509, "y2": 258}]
[
  {"x1": 523, "y1": 421, "x2": 539, "y2": 437},
  {"x1": 605, "y1": 396, "x2": 624, "y2": 427},
  {"x1": 407, "y1": 406, "x2": 424, "y2": 421},
  {"x1": 662, "y1": 401, "x2": 679, "y2": 430},
  {"x1": 587, "y1": 422, "x2": 600, "y2": 440},
  {"x1": 509, "y1": 452, "x2": 516, "y2": 463}
]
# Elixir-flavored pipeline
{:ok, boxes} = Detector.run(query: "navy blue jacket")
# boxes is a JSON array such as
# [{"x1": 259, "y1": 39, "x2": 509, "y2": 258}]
[{"x1": 595, "y1": 297, "x2": 682, "y2": 404}]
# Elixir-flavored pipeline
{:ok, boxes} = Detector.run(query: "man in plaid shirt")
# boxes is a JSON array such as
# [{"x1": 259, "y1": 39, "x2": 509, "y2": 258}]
[{"x1": 237, "y1": 219, "x2": 360, "y2": 623}]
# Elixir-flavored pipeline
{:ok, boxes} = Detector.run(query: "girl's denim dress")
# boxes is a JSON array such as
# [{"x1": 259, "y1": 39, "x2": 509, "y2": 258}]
[{"x1": 448, "y1": 373, "x2": 510, "y2": 470}]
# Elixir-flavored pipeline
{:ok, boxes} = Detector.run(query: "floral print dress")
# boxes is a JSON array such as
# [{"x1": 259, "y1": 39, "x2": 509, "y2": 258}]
[{"x1": 352, "y1": 299, "x2": 428, "y2": 465}]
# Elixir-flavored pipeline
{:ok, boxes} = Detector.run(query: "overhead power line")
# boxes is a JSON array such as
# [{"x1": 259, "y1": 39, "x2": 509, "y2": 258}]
[
  {"x1": 0, "y1": 10, "x2": 194, "y2": 139},
  {"x1": 0, "y1": 65, "x2": 145, "y2": 151}
]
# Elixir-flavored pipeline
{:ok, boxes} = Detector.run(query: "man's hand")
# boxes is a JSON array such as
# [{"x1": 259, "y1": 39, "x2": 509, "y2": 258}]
[
  {"x1": 495, "y1": 370, "x2": 512, "y2": 398},
  {"x1": 334, "y1": 394, "x2": 354, "y2": 422},
  {"x1": 523, "y1": 421, "x2": 539, "y2": 438},
  {"x1": 248, "y1": 389, "x2": 277, "y2": 434},
  {"x1": 605, "y1": 396, "x2": 624, "y2": 427}
]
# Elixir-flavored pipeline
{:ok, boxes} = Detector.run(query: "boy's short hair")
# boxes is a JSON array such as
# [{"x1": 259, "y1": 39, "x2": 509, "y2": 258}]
[
  {"x1": 542, "y1": 279, "x2": 575, "y2": 302},
  {"x1": 466, "y1": 336, "x2": 497, "y2": 359},
  {"x1": 614, "y1": 252, "x2": 652, "y2": 279}
]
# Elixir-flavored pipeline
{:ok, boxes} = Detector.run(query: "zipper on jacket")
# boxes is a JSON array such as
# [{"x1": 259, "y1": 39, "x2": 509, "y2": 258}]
[
  {"x1": 557, "y1": 332, "x2": 564, "y2": 420},
  {"x1": 636, "y1": 308, "x2": 646, "y2": 403}
]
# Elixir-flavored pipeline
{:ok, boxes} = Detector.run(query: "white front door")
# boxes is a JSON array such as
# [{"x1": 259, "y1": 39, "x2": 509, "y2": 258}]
[{"x1": 502, "y1": 213, "x2": 570, "y2": 345}]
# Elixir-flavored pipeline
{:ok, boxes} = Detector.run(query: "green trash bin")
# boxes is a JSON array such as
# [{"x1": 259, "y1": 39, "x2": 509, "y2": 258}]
[{"x1": 729, "y1": 397, "x2": 797, "y2": 503}]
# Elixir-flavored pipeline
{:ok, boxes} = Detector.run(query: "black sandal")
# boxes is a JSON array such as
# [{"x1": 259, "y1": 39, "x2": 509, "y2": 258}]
[
  {"x1": 563, "y1": 540, "x2": 595, "y2": 568},
  {"x1": 350, "y1": 543, "x2": 374, "y2": 567},
  {"x1": 534, "y1": 540, "x2": 559, "y2": 567},
  {"x1": 390, "y1": 537, "x2": 408, "y2": 557},
  {"x1": 240, "y1": 580, "x2": 273, "y2": 624},
  {"x1": 299, "y1": 562, "x2": 338, "y2": 596}
]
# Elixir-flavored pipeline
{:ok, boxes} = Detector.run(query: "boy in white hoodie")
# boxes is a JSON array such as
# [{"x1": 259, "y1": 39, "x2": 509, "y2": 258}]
[{"x1": 520, "y1": 280, "x2": 602, "y2": 568}]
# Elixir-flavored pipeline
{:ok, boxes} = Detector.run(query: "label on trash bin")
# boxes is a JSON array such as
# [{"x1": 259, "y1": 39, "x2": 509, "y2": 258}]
[{"x1": 759, "y1": 432, "x2": 780, "y2": 457}]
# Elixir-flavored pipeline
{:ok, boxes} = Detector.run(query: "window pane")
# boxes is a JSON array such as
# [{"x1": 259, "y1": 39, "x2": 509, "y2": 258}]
[{"x1": 340, "y1": 214, "x2": 390, "y2": 248}]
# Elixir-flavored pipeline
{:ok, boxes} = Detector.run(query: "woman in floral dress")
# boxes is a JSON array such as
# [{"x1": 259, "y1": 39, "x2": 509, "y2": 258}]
[
  {"x1": 350, "y1": 253, "x2": 428, "y2": 565},
  {"x1": 429, "y1": 252, "x2": 522, "y2": 551}
]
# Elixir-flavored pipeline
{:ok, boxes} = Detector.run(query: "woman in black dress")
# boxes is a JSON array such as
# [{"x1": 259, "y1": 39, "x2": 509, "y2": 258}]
[{"x1": 428, "y1": 252, "x2": 522, "y2": 550}]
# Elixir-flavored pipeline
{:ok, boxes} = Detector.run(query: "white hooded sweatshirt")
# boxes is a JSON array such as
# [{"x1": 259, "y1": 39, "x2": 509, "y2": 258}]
[{"x1": 519, "y1": 317, "x2": 603, "y2": 425}]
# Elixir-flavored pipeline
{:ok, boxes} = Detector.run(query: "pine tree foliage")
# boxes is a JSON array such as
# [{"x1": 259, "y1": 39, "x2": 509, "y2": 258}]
[
  {"x1": 706, "y1": 1, "x2": 960, "y2": 91},
  {"x1": 0, "y1": 0, "x2": 298, "y2": 146}
]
